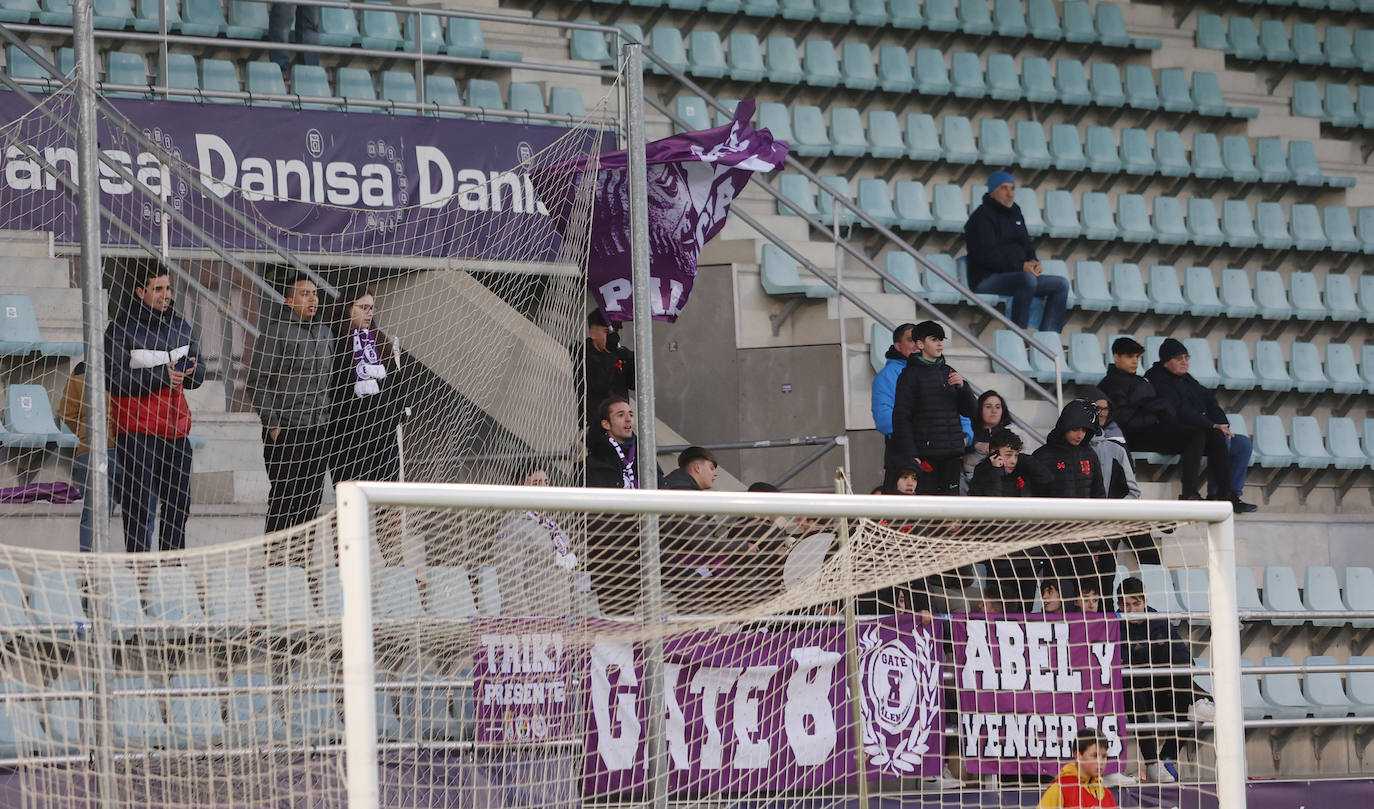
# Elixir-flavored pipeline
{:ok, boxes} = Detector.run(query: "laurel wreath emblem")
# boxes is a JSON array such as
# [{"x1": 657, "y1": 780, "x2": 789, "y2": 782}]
[{"x1": 858, "y1": 624, "x2": 941, "y2": 774}]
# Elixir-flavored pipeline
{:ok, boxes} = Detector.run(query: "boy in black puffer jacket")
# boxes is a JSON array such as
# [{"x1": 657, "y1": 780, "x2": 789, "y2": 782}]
[
  {"x1": 1032, "y1": 399, "x2": 1113, "y2": 596},
  {"x1": 968, "y1": 428, "x2": 1051, "y2": 610},
  {"x1": 887, "y1": 320, "x2": 978, "y2": 494}
]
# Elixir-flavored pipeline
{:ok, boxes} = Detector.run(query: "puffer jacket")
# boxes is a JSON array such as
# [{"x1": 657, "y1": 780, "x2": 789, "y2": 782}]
[
  {"x1": 888, "y1": 355, "x2": 978, "y2": 467},
  {"x1": 964, "y1": 194, "x2": 1037, "y2": 290},
  {"x1": 1097, "y1": 365, "x2": 1173, "y2": 436},
  {"x1": 105, "y1": 303, "x2": 204, "y2": 439},
  {"x1": 1031, "y1": 400, "x2": 1106, "y2": 498},
  {"x1": 247, "y1": 306, "x2": 335, "y2": 430},
  {"x1": 870, "y1": 347, "x2": 906, "y2": 437},
  {"x1": 1143, "y1": 362, "x2": 1227, "y2": 433}
]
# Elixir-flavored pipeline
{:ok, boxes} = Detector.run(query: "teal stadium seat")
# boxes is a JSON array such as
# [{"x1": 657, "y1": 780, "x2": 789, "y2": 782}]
[
  {"x1": 1253, "y1": 270, "x2": 1293, "y2": 320},
  {"x1": 508, "y1": 82, "x2": 547, "y2": 118},
  {"x1": 1325, "y1": 25, "x2": 1357, "y2": 69},
  {"x1": 203, "y1": 569, "x2": 263, "y2": 634},
  {"x1": 1350, "y1": 574, "x2": 1374, "y2": 629},
  {"x1": 829, "y1": 107, "x2": 866, "y2": 156},
  {"x1": 1291, "y1": 80, "x2": 1324, "y2": 120},
  {"x1": 1147, "y1": 265, "x2": 1187, "y2": 315},
  {"x1": 1304, "y1": 656, "x2": 1357, "y2": 716},
  {"x1": 777, "y1": 173, "x2": 817, "y2": 218},
  {"x1": 959, "y1": 0, "x2": 993, "y2": 34},
  {"x1": 675, "y1": 95, "x2": 712, "y2": 133},
  {"x1": 133, "y1": 0, "x2": 179, "y2": 32},
  {"x1": 1181, "y1": 337, "x2": 1220, "y2": 387},
  {"x1": 1055, "y1": 58, "x2": 1091, "y2": 105},
  {"x1": 1290, "y1": 204, "x2": 1328, "y2": 251},
  {"x1": 758, "y1": 103, "x2": 794, "y2": 146},
  {"x1": 1049, "y1": 124, "x2": 1085, "y2": 171},
  {"x1": 1073, "y1": 260, "x2": 1113, "y2": 310},
  {"x1": 423, "y1": 75, "x2": 462, "y2": 115},
  {"x1": 1254, "y1": 415, "x2": 1297, "y2": 467},
  {"x1": 0, "y1": 294, "x2": 81, "y2": 356},
  {"x1": 167, "y1": 674, "x2": 227, "y2": 748},
  {"x1": 1291, "y1": 416, "x2": 1336, "y2": 466},
  {"x1": 1219, "y1": 269, "x2": 1259, "y2": 318},
  {"x1": 106, "y1": 50, "x2": 149, "y2": 96},
  {"x1": 727, "y1": 33, "x2": 765, "y2": 82},
  {"x1": 1218, "y1": 339, "x2": 1258, "y2": 389},
  {"x1": 1021, "y1": 56, "x2": 1056, "y2": 103},
  {"x1": 1323, "y1": 206, "x2": 1360, "y2": 252},
  {"x1": 1116, "y1": 195, "x2": 1152, "y2": 243},
  {"x1": 180, "y1": 0, "x2": 226, "y2": 36},
  {"x1": 1158, "y1": 68, "x2": 1192, "y2": 113},
  {"x1": 1255, "y1": 137, "x2": 1292, "y2": 183},
  {"x1": 1015, "y1": 187, "x2": 1044, "y2": 236},
  {"x1": 477, "y1": 566, "x2": 502, "y2": 615},
  {"x1": 803, "y1": 39, "x2": 841, "y2": 86},
  {"x1": 1196, "y1": 13, "x2": 1226, "y2": 51},
  {"x1": 445, "y1": 18, "x2": 486, "y2": 58},
  {"x1": 549, "y1": 87, "x2": 585, "y2": 120},
  {"x1": 883, "y1": 252, "x2": 924, "y2": 296},
  {"x1": 111, "y1": 677, "x2": 173, "y2": 748},
  {"x1": 1040, "y1": 260, "x2": 1074, "y2": 307},
  {"x1": 374, "y1": 567, "x2": 426, "y2": 623},
  {"x1": 689, "y1": 31, "x2": 726, "y2": 78},
  {"x1": 1260, "y1": 657, "x2": 1312, "y2": 718},
  {"x1": 337, "y1": 67, "x2": 377, "y2": 106},
  {"x1": 1259, "y1": 20, "x2": 1295, "y2": 62},
  {"x1": 852, "y1": 0, "x2": 886, "y2": 25},
  {"x1": 780, "y1": 0, "x2": 816, "y2": 21},
  {"x1": 2, "y1": 385, "x2": 76, "y2": 449},
  {"x1": 1290, "y1": 342, "x2": 1331, "y2": 392},
  {"x1": 465, "y1": 78, "x2": 504, "y2": 110},
  {"x1": 993, "y1": 0, "x2": 1026, "y2": 36},
  {"x1": 894, "y1": 181, "x2": 934, "y2": 230},
  {"x1": 986, "y1": 52, "x2": 1021, "y2": 101},
  {"x1": 932, "y1": 184, "x2": 968, "y2": 232},
  {"x1": 841, "y1": 42, "x2": 877, "y2": 90},
  {"x1": 245, "y1": 61, "x2": 287, "y2": 106},
  {"x1": 1111, "y1": 263, "x2": 1150, "y2": 312},
  {"x1": 1044, "y1": 190, "x2": 1081, "y2": 238},
  {"x1": 1014, "y1": 120, "x2": 1051, "y2": 168},
  {"x1": 915, "y1": 48, "x2": 951, "y2": 96},
  {"x1": 790, "y1": 105, "x2": 829, "y2": 157},
  {"x1": 1361, "y1": 210, "x2": 1374, "y2": 253},
  {"x1": 951, "y1": 51, "x2": 986, "y2": 98},
  {"x1": 290, "y1": 65, "x2": 334, "y2": 110},
  {"x1": 878, "y1": 45, "x2": 914, "y2": 92},
  {"x1": 1324, "y1": 274, "x2": 1362, "y2": 322},
  {"x1": 1028, "y1": 330, "x2": 1065, "y2": 384},
  {"x1": 1292, "y1": 23, "x2": 1323, "y2": 65},
  {"x1": 761, "y1": 244, "x2": 835, "y2": 298},
  {"x1": 37, "y1": 0, "x2": 71, "y2": 26},
  {"x1": 857, "y1": 178, "x2": 897, "y2": 227},
  {"x1": 1356, "y1": 29, "x2": 1374, "y2": 72},
  {"x1": 865, "y1": 110, "x2": 904, "y2": 159},
  {"x1": 1085, "y1": 126, "x2": 1121, "y2": 173},
  {"x1": 1325, "y1": 83, "x2": 1359, "y2": 127},
  {"x1": 1027, "y1": 0, "x2": 1060, "y2": 40},
  {"x1": 358, "y1": 1, "x2": 404, "y2": 51},
  {"x1": 287, "y1": 677, "x2": 344, "y2": 743},
  {"x1": 403, "y1": 11, "x2": 444, "y2": 54},
  {"x1": 1183, "y1": 266, "x2": 1224, "y2": 317},
  {"x1": 1304, "y1": 568, "x2": 1354, "y2": 625},
  {"x1": 1090, "y1": 63, "x2": 1124, "y2": 107},
  {"x1": 1222, "y1": 135, "x2": 1260, "y2": 182},
  {"x1": 992, "y1": 330, "x2": 1034, "y2": 378},
  {"x1": 1254, "y1": 341, "x2": 1294, "y2": 392},
  {"x1": 26, "y1": 570, "x2": 87, "y2": 636},
  {"x1": 1256, "y1": 202, "x2": 1293, "y2": 249},
  {"x1": 93, "y1": 0, "x2": 134, "y2": 28},
  {"x1": 1124, "y1": 64, "x2": 1158, "y2": 110},
  {"x1": 1191, "y1": 133, "x2": 1225, "y2": 178},
  {"x1": 1061, "y1": 0, "x2": 1094, "y2": 44},
  {"x1": 1154, "y1": 130, "x2": 1188, "y2": 177},
  {"x1": 906, "y1": 113, "x2": 941, "y2": 161},
  {"x1": 1067, "y1": 333, "x2": 1107, "y2": 383},
  {"x1": 201, "y1": 58, "x2": 239, "y2": 102},
  {"x1": 1221, "y1": 200, "x2": 1259, "y2": 248},
  {"x1": 942, "y1": 115, "x2": 978, "y2": 163},
  {"x1": 0, "y1": 0, "x2": 39, "y2": 23},
  {"x1": 649, "y1": 28, "x2": 688, "y2": 75},
  {"x1": 924, "y1": 0, "x2": 958, "y2": 31},
  {"x1": 889, "y1": 0, "x2": 922, "y2": 28},
  {"x1": 766, "y1": 36, "x2": 803, "y2": 84},
  {"x1": 1196, "y1": 70, "x2": 1242, "y2": 116},
  {"x1": 1186, "y1": 198, "x2": 1224, "y2": 246},
  {"x1": 922, "y1": 254, "x2": 962, "y2": 304}
]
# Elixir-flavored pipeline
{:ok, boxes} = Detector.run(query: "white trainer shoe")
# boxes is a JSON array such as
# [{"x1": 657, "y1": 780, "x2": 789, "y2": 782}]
[
  {"x1": 1188, "y1": 697, "x2": 1217, "y2": 722},
  {"x1": 1144, "y1": 761, "x2": 1178, "y2": 784},
  {"x1": 1103, "y1": 771, "x2": 1139, "y2": 787}
]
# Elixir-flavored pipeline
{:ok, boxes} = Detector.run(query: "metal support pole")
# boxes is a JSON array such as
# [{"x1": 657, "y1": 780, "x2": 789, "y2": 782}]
[
  {"x1": 839, "y1": 473, "x2": 870, "y2": 809},
  {"x1": 1207, "y1": 515, "x2": 1248, "y2": 809},
  {"x1": 338, "y1": 482, "x2": 381, "y2": 809},
  {"x1": 623, "y1": 43, "x2": 669, "y2": 809}
]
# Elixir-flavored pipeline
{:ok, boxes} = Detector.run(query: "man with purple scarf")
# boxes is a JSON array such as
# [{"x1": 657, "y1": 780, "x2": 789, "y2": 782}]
[{"x1": 584, "y1": 395, "x2": 655, "y2": 614}]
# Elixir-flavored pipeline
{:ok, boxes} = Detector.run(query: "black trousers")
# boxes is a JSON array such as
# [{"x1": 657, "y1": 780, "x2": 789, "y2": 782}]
[
  {"x1": 263, "y1": 427, "x2": 330, "y2": 536},
  {"x1": 117, "y1": 433, "x2": 191, "y2": 552},
  {"x1": 1126, "y1": 674, "x2": 1204, "y2": 762},
  {"x1": 1129, "y1": 425, "x2": 1232, "y2": 499}
]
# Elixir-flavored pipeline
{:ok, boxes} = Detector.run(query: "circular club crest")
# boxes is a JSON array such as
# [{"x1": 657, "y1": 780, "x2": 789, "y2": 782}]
[{"x1": 858, "y1": 625, "x2": 940, "y2": 774}]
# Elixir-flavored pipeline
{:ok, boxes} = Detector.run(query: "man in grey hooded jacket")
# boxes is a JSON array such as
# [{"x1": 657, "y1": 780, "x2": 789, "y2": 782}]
[{"x1": 247, "y1": 273, "x2": 335, "y2": 535}]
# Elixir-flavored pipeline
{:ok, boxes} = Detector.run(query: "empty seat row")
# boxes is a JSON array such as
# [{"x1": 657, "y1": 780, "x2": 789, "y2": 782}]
[
  {"x1": 1170, "y1": 564, "x2": 1374, "y2": 631},
  {"x1": 0, "y1": 566, "x2": 512, "y2": 638},
  {"x1": 1240, "y1": 655, "x2": 1374, "y2": 721},
  {"x1": 586, "y1": 0, "x2": 1156, "y2": 49},
  {"x1": 1232, "y1": 0, "x2": 1369, "y2": 11},
  {"x1": 1197, "y1": 14, "x2": 1374, "y2": 73},
  {"x1": 0, "y1": 671, "x2": 474, "y2": 756},
  {"x1": 1291, "y1": 79, "x2": 1374, "y2": 128}
]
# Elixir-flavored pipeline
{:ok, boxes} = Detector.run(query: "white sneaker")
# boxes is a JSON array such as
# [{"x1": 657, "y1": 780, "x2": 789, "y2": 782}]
[
  {"x1": 1188, "y1": 697, "x2": 1217, "y2": 722},
  {"x1": 1103, "y1": 771, "x2": 1139, "y2": 787},
  {"x1": 1144, "y1": 761, "x2": 1178, "y2": 784},
  {"x1": 924, "y1": 766, "x2": 963, "y2": 790}
]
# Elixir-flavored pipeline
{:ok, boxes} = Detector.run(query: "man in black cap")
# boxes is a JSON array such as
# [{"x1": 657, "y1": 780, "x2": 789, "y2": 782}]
[
  {"x1": 887, "y1": 320, "x2": 978, "y2": 494},
  {"x1": 965, "y1": 170, "x2": 1069, "y2": 332},
  {"x1": 581, "y1": 309, "x2": 635, "y2": 429},
  {"x1": 1145, "y1": 338, "x2": 1256, "y2": 513}
]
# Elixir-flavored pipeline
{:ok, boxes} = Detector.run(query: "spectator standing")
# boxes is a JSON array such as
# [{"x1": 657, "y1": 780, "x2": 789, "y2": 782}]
[
  {"x1": 965, "y1": 171, "x2": 1069, "y2": 332},
  {"x1": 59, "y1": 362, "x2": 124, "y2": 552},
  {"x1": 887, "y1": 321, "x2": 977, "y2": 494},
  {"x1": 871, "y1": 322, "x2": 917, "y2": 439},
  {"x1": 330, "y1": 288, "x2": 407, "y2": 484},
  {"x1": 247, "y1": 273, "x2": 335, "y2": 534},
  {"x1": 492, "y1": 466, "x2": 578, "y2": 617},
  {"x1": 1117, "y1": 576, "x2": 1217, "y2": 784},
  {"x1": 267, "y1": 3, "x2": 320, "y2": 72},
  {"x1": 584, "y1": 395, "x2": 648, "y2": 613},
  {"x1": 1031, "y1": 399, "x2": 1113, "y2": 596},
  {"x1": 105, "y1": 266, "x2": 203, "y2": 552},
  {"x1": 967, "y1": 428, "x2": 1050, "y2": 610},
  {"x1": 1144, "y1": 339, "x2": 1256, "y2": 513},
  {"x1": 961, "y1": 389, "x2": 1014, "y2": 488},
  {"x1": 582, "y1": 310, "x2": 634, "y2": 429}
]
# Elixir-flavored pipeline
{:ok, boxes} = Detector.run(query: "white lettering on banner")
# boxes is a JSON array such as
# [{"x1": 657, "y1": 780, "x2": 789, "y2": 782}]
[
  {"x1": 733, "y1": 665, "x2": 778, "y2": 770},
  {"x1": 416, "y1": 145, "x2": 453, "y2": 207},
  {"x1": 963, "y1": 713, "x2": 1120, "y2": 760},
  {"x1": 478, "y1": 632, "x2": 564, "y2": 674},
  {"x1": 960, "y1": 620, "x2": 1085, "y2": 693},
  {"x1": 1091, "y1": 642, "x2": 1115, "y2": 685},
  {"x1": 598, "y1": 278, "x2": 633, "y2": 312},
  {"x1": 690, "y1": 667, "x2": 742, "y2": 771},
  {"x1": 784, "y1": 647, "x2": 841, "y2": 765},
  {"x1": 590, "y1": 639, "x2": 641, "y2": 771},
  {"x1": 663, "y1": 664, "x2": 689, "y2": 771}
]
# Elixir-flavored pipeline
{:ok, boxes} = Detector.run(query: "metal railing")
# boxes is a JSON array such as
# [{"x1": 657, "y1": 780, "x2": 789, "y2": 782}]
[{"x1": 657, "y1": 434, "x2": 852, "y2": 489}]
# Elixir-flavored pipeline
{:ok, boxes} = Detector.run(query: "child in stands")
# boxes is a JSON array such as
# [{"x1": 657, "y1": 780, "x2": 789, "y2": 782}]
[{"x1": 1038, "y1": 729, "x2": 1118, "y2": 808}]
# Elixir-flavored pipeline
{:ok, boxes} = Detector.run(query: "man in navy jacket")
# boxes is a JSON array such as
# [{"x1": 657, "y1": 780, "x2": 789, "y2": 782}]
[{"x1": 964, "y1": 171, "x2": 1068, "y2": 332}]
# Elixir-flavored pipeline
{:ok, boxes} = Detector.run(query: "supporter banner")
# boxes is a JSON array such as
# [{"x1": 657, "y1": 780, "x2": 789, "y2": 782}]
[
  {"x1": 533, "y1": 98, "x2": 789, "y2": 323},
  {"x1": 950, "y1": 615, "x2": 1126, "y2": 776},
  {"x1": 582, "y1": 616, "x2": 941, "y2": 795},
  {"x1": 473, "y1": 619, "x2": 582, "y2": 744},
  {"x1": 0, "y1": 95, "x2": 601, "y2": 257}
]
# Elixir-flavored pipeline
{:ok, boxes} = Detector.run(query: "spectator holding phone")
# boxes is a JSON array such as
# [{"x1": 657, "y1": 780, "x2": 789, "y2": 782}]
[{"x1": 104, "y1": 263, "x2": 204, "y2": 552}]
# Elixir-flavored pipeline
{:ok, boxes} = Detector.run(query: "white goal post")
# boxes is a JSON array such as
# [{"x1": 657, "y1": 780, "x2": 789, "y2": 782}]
[{"x1": 335, "y1": 482, "x2": 1244, "y2": 809}]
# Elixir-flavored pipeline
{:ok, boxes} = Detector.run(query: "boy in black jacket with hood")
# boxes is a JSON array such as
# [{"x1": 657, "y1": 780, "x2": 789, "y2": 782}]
[
  {"x1": 968, "y1": 428, "x2": 1051, "y2": 610},
  {"x1": 887, "y1": 320, "x2": 978, "y2": 494},
  {"x1": 1032, "y1": 399, "x2": 1114, "y2": 596}
]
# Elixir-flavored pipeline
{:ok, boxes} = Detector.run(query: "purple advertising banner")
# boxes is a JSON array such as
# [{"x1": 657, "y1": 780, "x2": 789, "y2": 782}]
[
  {"x1": 950, "y1": 614, "x2": 1126, "y2": 776},
  {"x1": 473, "y1": 619, "x2": 582, "y2": 744},
  {"x1": 533, "y1": 98, "x2": 788, "y2": 323},
  {"x1": 0, "y1": 94, "x2": 605, "y2": 257},
  {"x1": 580, "y1": 616, "x2": 940, "y2": 795}
]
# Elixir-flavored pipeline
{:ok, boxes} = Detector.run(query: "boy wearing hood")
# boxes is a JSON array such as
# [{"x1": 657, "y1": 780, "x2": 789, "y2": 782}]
[
  {"x1": 1033, "y1": 399, "x2": 1113, "y2": 595},
  {"x1": 887, "y1": 321, "x2": 978, "y2": 494},
  {"x1": 964, "y1": 171, "x2": 1069, "y2": 332}
]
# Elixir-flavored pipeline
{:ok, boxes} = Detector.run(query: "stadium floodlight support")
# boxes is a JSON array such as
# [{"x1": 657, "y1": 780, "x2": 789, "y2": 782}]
[{"x1": 336, "y1": 483, "x2": 1247, "y2": 809}]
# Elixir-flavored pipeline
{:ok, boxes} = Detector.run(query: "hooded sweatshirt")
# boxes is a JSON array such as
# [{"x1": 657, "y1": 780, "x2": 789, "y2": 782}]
[
  {"x1": 105, "y1": 302, "x2": 204, "y2": 439},
  {"x1": 964, "y1": 193, "x2": 1037, "y2": 290},
  {"x1": 247, "y1": 305, "x2": 335, "y2": 431},
  {"x1": 1032, "y1": 400, "x2": 1106, "y2": 498}
]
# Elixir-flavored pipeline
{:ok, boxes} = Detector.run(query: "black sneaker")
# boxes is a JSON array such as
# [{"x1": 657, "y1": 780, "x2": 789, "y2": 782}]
[
  {"x1": 1178, "y1": 492, "x2": 1204, "y2": 501},
  {"x1": 1231, "y1": 498, "x2": 1258, "y2": 513}
]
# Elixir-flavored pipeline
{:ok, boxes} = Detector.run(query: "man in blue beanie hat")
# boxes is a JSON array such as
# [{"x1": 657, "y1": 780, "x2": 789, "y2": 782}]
[{"x1": 963, "y1": 171, "x2": 1069, "y2": 332}]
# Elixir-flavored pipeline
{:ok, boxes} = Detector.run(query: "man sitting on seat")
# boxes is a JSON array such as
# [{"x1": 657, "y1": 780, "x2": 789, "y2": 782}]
[
  {"x1": 964, "y1": 171, "x2": 1069, "y2": 332},
  {"x1": 1144, "y1": 339, "x2": 1256, "y2": 513}
]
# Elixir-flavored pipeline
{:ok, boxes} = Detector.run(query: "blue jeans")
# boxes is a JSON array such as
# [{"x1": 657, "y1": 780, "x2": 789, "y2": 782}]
[
  {"x1": 116, "y1": 434, "x2": 192, "y2": 553},
  {"x1": 268, "y1": 4, "x2": 320, "y2": 71},
  {"x1": 73, "y1": 449, "x2": 119, "y2": 553},
  {"x1": 974, "y1": 271, "x2": 1069, "y2": 332},
  {"x1": 1208, "y1": 433, "x2": 1253, "y2": 500}
]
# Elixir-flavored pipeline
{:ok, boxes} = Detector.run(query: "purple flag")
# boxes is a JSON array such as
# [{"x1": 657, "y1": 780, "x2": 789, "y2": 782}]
[
  {"x1": 534, "y1": 98, "x2": 789, "y2": 323},
  {"x1": 473, "y1": 618, "x2": 582, "y2": 744}
]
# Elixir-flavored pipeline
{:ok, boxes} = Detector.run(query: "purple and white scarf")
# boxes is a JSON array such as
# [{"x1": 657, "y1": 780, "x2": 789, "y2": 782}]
[
  {"x1": 525, "y1": 510, "x2": 577, "y2": 571},
  {"x1": 353, "y1": 329, "x2": 382, "y2": 387},
  {"x1": 609, "y1": 433, "x2": 637, "y2": 489}
]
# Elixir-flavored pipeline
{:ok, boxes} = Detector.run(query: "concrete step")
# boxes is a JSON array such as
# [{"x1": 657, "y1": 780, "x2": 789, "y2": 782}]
[
  {"x1": 0, "y1": 230, "x2": 53, "y2": 258},
  {"x1": 0, "y1": 256, "x2": 68, "y2": 288},
  {"x1": 192, "y1": 470, "x2": 269, "y2": 505},
  {"x1": 0, "y1": 502, "x2": 266, "y2": 552},
  {"x1": 16, "y1": 287, "x2": 82, "y2": 326}
]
